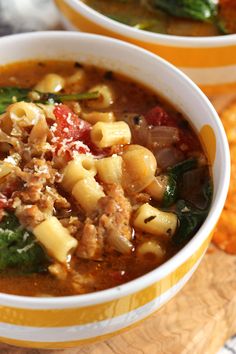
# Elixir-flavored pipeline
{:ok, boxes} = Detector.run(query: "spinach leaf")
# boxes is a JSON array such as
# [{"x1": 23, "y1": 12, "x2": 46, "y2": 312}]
[
  {"x1": 0, "y1": 86, "x2": 100, "y2": 114},
  {"x1": 162, "y1": 174, "x2": 177, "y2": 208},
  {"x1": 151, "y1": 0, "x2": 218, "y2": 21},
  {"x1": 37, "y1": 91, "x2": 99, "y2": 105},
  {"x1": 172, "y1": 200, "x2": 209, "y2": 244},
  {"x1": 168, "y1": 158, "x2": 197, "y2": 178},
  {"x1": 0, "y1": 213, "x2": 49, "y2": 273},
  {"x1": 0, "y1": 87, "x2": 29, "y2": 114},
  {"x1": 172, "y1": 179, "x2": 212, "y2": 245},
  {"x1": 162, "y1": 158, "x2": 213, "y2": 244},
  {"x1": 162, "y1": 158, "x2": 197, "y2": 208}
]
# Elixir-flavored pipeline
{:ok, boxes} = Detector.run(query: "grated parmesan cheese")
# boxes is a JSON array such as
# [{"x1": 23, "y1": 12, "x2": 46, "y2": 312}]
[{"x1": 17, "y1": 242, "x2": 35, "y2": 254}]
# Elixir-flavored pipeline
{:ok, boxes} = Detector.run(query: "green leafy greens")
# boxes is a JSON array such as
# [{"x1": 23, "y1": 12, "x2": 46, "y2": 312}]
[
  {"x1": 162, "y1": 158, "x2": 197, "y2": 208},
  {"x1": 0, "y1": 87, "x2": 100, "y2": 114},
  {"x1": 0, "y1": 87, "x2": 29, "y2": 115},
  {"x1": 172, "y1": 193, "x2": 212, "y2": 245},
  {"x1": 150, "y1": 0, "x2": 218, "y2": 21},
  {"x1": 160, "y1": 158, "x2": 213, "y2": 244},
  {"x1": 0, "y1": 213, "x2": 49, "y2": 273}
]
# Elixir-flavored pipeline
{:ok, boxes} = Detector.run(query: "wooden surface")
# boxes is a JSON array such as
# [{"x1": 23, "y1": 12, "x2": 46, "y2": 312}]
[{"x1": 0, "y1": 245, "x2": 235, "y2": 354}]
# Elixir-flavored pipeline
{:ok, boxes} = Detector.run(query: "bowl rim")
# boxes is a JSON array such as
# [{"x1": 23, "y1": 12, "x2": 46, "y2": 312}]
[
  {"x1": 67, "y1": 0, "x2": 236, "y2": 47},
  {"x1": 0, "y1": 31, "x2": 230, "y2": 308}
]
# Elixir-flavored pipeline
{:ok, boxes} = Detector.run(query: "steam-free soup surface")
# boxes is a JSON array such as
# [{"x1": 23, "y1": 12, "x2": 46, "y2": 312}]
[
  {"x1": 0, "y1": 61, "x2": 212, "y2": 296},
  {"x1": 84, "y1": 0, "x2": 236, "y2": 36}
]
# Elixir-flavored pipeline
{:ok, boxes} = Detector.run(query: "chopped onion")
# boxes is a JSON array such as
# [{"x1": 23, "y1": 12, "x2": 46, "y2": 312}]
[
  {"x1": 155, "y1": 147, "x2": 184, "y2": 169},
  {"x1": 122, "y1": 113, "x2": 151, "y2": 146},
  {"x1": 0, "y1": 130, "x2": 20, "y2": 149},
  {"x1": 150, "y1": 126, "x2": 179, "y2": 147},
  {"x1": 107, "y1": 229, "x2": 133, "y2": 254}
]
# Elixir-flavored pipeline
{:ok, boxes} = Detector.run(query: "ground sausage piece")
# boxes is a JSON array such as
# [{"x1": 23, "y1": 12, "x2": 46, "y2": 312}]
[
  {"x1": 15, "y1": 204, "x2": 45, "y2": 229},
  {"x1": 98, "y1": 184, "x2": 132, "y2": 241},
  {"x1": 76, "y1": 184, "x2": 133, "y2": 260},
  {"x1": 76, "y1": 221, "x2": 104, "y2": 260}
]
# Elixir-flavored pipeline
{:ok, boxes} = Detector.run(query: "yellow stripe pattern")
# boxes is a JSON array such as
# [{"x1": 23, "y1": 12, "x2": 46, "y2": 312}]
[
  {"x1": 0, "y1": 232, "x2": 212, "y2": 328},
  {"x1": 55, "y1": 0, "x2": 236, "y2": 69}
]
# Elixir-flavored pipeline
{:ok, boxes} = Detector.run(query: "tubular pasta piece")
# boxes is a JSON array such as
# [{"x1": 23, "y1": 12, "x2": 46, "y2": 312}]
[
  {"x1": 0, "y1": 161, "x2": 14, "y2": 179},
  {"x1": 37, "y1": 104, "x2": 56, "y2": 120},
  {"x1": 8, "y1": 102, "x2": 45, "y2": 127},
  {"x1": 91, "y1": 121, "x2": 131, "y2": 148},
  {"x1": 33, "y1": 216, "x2": 78, "y2": 263},
  {"x1": 87, "y1": 84, "x2": 114, "y2": 109},
  {"x1": 0, "y1": 113, "x2": 12, "y2": 134},
  {"x1": 145, "y1": 175, "x2": 168, "y2": 201},
  {"x1": 34, "y1": 73, "x2": 65, "y2": 93},
  {"x1": 66, "y1": 69, "x2": 86, "y2": 91},
  {"x1": 96, "y1": 155, "x2": 122, "y2": 184},
  {"x1": 82, "y1": 112, "x2": 116, "y2": 124},
  {"x1": 28, "y1": 117, "x2": 49, "y2": 144},
  {"x1": 137, "y1": 241, "x2": 165, "y2": 259},
  {"x1": 122, "y1": 145, "x2": 157, "y2": 193},
  {"x1": 62, "y1": 155, "x2": 97, "y2": 192},
  {"x1": 72, "y1": 176, "x2": 105, "y2": 214},
  {"x1": 133, "y1": 203, "x2": 177, "y2": 237}
]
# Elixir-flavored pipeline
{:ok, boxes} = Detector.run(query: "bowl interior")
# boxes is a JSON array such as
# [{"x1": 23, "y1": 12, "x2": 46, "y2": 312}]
[
  {"x1": 72, "y1": 0, "x2": 236, "y2": 46},
  {"x1": 0, "y1": 31, "x2": 230, "y2": 305},
  {"x1": 0, "y1": 31, "x2": 226, "y2": 188}
]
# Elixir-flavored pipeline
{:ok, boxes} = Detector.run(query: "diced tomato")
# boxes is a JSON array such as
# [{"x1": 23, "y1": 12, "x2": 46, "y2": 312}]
[
  {"x1": 52, "y1": 104, "x2": 111, "y2": 159},
  {"x1": 53, "y1": 104, "x2": 91, "y2": 141},
  {"x1": 0, "y1": 179, "x2": 20, "y2": 199},
  {"x1": 54, "y1": 141, "x2": 90, "y2": 161},
  {"x1": 145, "y1": 106, "x2": 177, "y2": 127},
  {"x1": 52, "y1": 104, "x2": 91, "y2": 160},
  {"x1": 0, "y1": 193, "x2": 9, "y2": 209}
]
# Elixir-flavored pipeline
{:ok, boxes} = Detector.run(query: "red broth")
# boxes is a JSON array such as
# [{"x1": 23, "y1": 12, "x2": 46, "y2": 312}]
[{"x1": 0, "y1": 61, "x2": 212, "y2": 296}]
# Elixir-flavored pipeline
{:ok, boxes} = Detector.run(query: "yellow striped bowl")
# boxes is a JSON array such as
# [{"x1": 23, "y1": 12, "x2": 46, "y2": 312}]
[
  {"x1": 0, "y1": 32, "x2": 230, "y2": 349},
  {"x1": 55, "y1": 0, "x2": 236, "y2": 95}
]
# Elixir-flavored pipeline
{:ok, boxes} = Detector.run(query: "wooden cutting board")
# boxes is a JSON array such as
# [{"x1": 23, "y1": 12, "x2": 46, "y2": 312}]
[
  {"x1": 0, "y1": 245, "x2": 235, "y2": 354},
  {"x1": 1, "y1": 95, "x2": 236, "y2": 354}
]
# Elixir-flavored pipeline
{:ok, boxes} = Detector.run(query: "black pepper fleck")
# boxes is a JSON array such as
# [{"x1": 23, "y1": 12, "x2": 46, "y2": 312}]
[{"x1": 144, "y1": 216, "x2": 156, "y2": 224}]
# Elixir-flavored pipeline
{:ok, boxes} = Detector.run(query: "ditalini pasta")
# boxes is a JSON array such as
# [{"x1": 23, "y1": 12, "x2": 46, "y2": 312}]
[
  {"x1": 62, "y1": 156, "x2": 97, "y2": 192},
  {"x1": 28, "y1": 117, "x2": 49, "y2": 144},
  {"x1": 72, "y1": 176, "x2": 105, "y2": 213},
  {"x1": 133, "y1": 203, "x2": 178, "y2": 237},
  {"x1": 0, "y1": 60, "x2": 212, "y2": 296},
  {"x1": 82, "y1": 111, "x2": 116, "y2": 124},
  {"x1": 91, "y1": 121, "x2": 131, "y2": 148},
  {"x1": 66, "y1": 69, "x2": 86, "y2": 87},
  {"x1": 96, "y1": 155, "x2": 122, "y2": 184},
  {"x1": 145, "y1": 175, "x2": 169, "y2": 201},
  {"x1": 122, "y1": 144, "x2": 157, "y2": 193},
  {"x1": 34, "y1": 73, "x2": 65, "y2": 93},
  {"x1": 87, "y1": 84, "x2": 114, "y2": 109},
  {"x1": 0, "y1": 161, "x2": 14, "y2": 179},
  {"x1": 33, "y1": 217, "x2": 78, "y2": 263},
  {"x1": 8, "y1": 102, "x2": 44, "y2": 127},
  {"x1": 137, "y1": 241, "x2": 165, "y2": 260}
]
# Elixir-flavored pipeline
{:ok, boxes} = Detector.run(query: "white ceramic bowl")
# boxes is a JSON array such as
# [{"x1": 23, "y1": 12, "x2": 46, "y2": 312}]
[
  {"x1": 55, "y1": 0, "x2": 236, "y2": 95},
  {"x1": 0, "y1": 31, "x2": 230, "y2": 349}
]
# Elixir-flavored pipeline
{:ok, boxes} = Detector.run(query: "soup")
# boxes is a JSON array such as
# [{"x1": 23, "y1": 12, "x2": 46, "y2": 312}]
[
  {"x1": 0, "y1": 61, "x2": 212, "y2": 296},
  {"x1": 83, "y1": 0, "x2": 236, "y2": 36}
]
